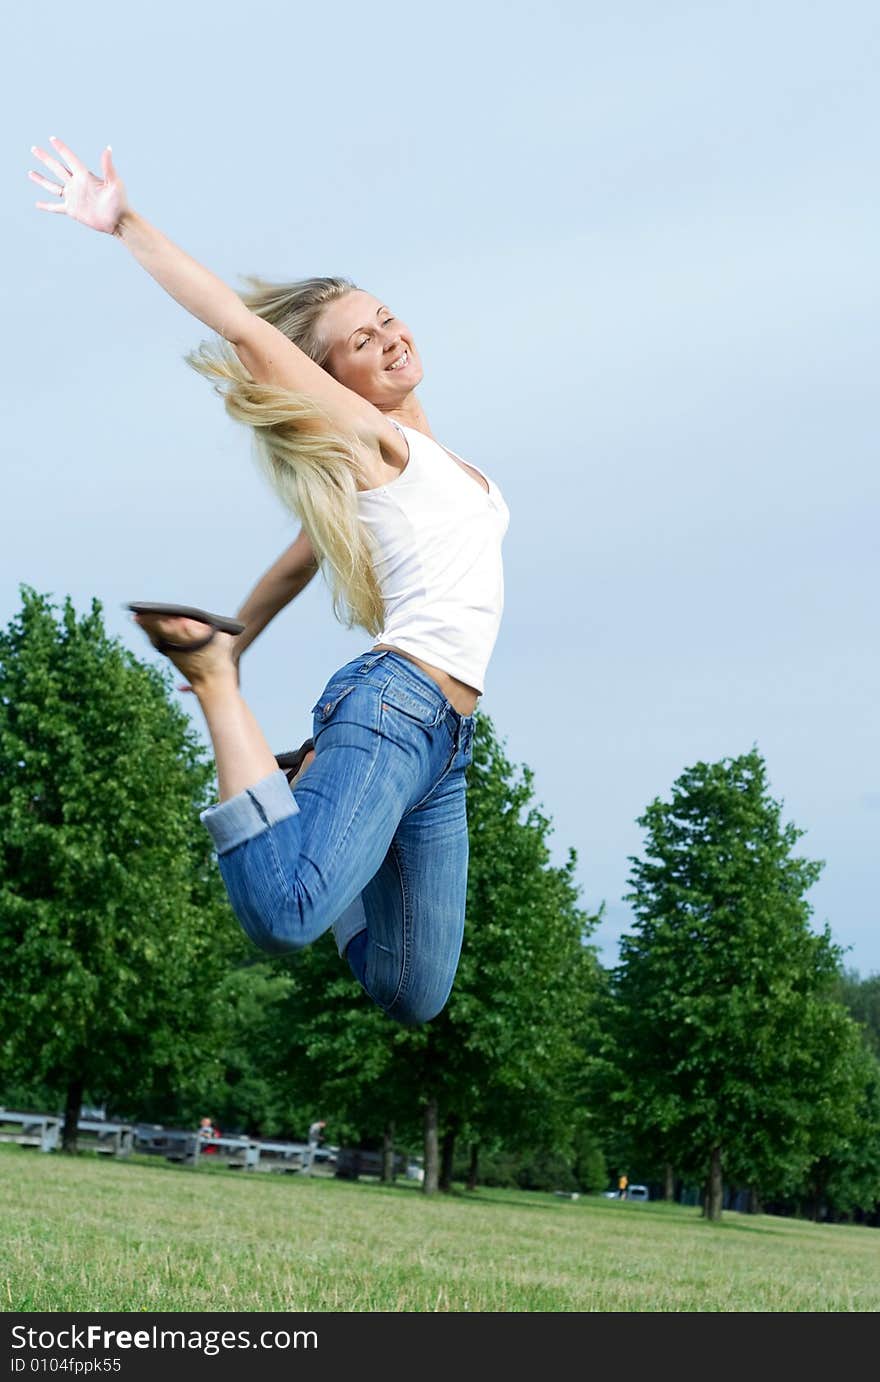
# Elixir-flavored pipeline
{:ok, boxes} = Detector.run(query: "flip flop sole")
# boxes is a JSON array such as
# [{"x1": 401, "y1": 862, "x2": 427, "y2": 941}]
[
  {"x1": 126, "y1": 602, "x2": 245, "y2": 636},
  {"x1": 276, "y1": 739, "x2": 316, "y2": 773}
]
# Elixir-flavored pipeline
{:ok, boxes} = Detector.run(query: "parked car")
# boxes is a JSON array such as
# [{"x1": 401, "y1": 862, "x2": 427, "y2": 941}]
[
  {"x1": 335, "y1": 1147, "x2": 409, "y2": 1179},
  {"x1": 626, "y1": 1184, "x2": 649, "y2": 1201}
]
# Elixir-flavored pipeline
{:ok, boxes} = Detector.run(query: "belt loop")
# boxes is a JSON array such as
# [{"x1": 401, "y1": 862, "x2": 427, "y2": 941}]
[
  {"x1": 358, "y1": 649, "x2": 391, "y2": 675},
  {"x1": 463, "y1": 719, "x2": 474, "y2": 755}
]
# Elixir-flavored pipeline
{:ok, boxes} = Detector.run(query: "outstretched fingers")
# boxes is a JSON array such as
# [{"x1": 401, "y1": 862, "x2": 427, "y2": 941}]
[
  {"x1": 30, "y1": 145, "x2": 70, "y2": 181},
  {"x1": 28, "y1": 169, "x2": 63, "y2": 196},
  {"x1": 28, "y1": 135, "x2": 125, "y2": 234},
  {"x1": 47, "y1": 135, "x2": 87, "y2": 175},
  {"x1": 30, "y1": 142, "x2": 70, "y2": 212}
]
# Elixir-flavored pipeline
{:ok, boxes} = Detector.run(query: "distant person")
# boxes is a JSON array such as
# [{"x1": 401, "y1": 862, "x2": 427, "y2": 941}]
[
  {"x1": 29, "y1": 136, "x2": 509, "y2": 1028},
  {"x1": 618, "y1": 1173, "x2": 629, "y2": 1200},
  {"x1": 304, "y1": 1120, "x2": 326, "y2": 1175},
  {"x1": 198, "y1": 1116, "x2": 220, "y2": 1154}
]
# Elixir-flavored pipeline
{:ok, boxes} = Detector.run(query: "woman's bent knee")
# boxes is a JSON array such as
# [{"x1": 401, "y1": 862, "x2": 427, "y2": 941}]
[
  {"x1": 234, "y1": 900, "x2": 315, "y2": 956},
  {"x1": 219, "y1": 852, "x2": 334, "y2": 956},
  {"x1": 383, "y1": 985, "x2": 453, "y2": 1027},
  {"x1": 213, "y1": 795, "x2": 366, "y2": 954}
]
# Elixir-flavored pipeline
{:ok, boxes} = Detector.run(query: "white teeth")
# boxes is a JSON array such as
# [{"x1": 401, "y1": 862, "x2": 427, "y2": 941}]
[{"x1": 387, "y1": 350, "x2": 409, "y2": 371}]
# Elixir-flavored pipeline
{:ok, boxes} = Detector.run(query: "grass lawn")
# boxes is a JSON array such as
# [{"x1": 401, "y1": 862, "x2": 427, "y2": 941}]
[{"x1": 2, "y1": 1143, "x2": 877, "y2": 1312}]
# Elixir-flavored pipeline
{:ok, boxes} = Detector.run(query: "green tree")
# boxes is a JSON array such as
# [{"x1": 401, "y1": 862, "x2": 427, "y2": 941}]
[
  {"x1": 419, "y1": 714, "x2": 601, "y2": 1190},
  {"x1": 610, "y1": 748, "x2": 855, "y2": 1220},
  {"x1": 276, "y1": 936, "x2": 403, "y2": 1153},
  {"x1": 836, "y1": 969, "x2": 880, "y2": 1058},
  {"x1": 140, "y1": 958, "x2": 305, "y2": 1139},
  {"x1": 0, "y1": 589, "x2": 236, "y2": 1149},
  {"x1": 796, "y1": 1037, "x2": 880, "y2": 1221},
  {"x1": 265, "y1": 712, "x2": 602, "y2": 1193}
]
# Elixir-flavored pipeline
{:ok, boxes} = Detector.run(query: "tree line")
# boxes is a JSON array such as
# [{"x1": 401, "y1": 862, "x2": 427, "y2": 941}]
[{"x1": 1, "y1": 590, "x2": 878, "y2": 1223}]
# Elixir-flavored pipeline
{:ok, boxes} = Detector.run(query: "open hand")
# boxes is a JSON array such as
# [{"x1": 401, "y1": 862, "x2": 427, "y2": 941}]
[{"x1": 29, "y1": 137, "x2": 127, "y2": 234}]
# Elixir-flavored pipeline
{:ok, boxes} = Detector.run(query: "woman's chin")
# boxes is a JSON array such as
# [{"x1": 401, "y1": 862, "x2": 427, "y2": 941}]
[
  {"x1": 392, "y1": 363, "x2": 424, "y2": 394},
  {"x1": 369, "y1": 363, "x2": 424, "y2": 406}
]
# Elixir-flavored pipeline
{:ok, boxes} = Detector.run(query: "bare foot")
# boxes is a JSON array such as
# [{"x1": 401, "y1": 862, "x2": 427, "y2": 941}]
[{"x1": 133, "y1": 614, "x2": 238, "y2": 690}]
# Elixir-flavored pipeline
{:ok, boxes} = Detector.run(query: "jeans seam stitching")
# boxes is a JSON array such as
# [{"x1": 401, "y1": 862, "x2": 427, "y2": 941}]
[
  {"x1": 265, "y1": 821, "x2": 296, "y2": 910},
  {"x1": 384, "y1": 837, "x2": 412, "y2": 1015},
  {"x1": 312, "y1": 707, "x2": 386, "y2": 881},
  {"x1": 379, "y1": 655, "x2": 452, "y2": 707},
  {"x1": 405, "y1": 730, "x2": 459, "y2": 815}
]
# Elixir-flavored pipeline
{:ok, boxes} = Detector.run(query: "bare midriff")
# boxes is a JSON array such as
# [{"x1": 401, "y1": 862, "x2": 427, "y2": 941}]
[{"x1": 372, "y1": 644, "x2": 480, "y2": 718}]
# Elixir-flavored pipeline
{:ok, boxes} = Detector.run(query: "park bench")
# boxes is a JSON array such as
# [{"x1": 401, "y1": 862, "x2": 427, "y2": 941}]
[
  {"x1": 133, "y1": 1125, "x2": 200, "y2": 1163},
  {"x1": 251, "y1": 1139, "x2": 308, "y2": 1172},
  {"x1": 75, "y1": 1119, "x2": 133, "y2": 1157},
  {"x1": 197, "y1": 1134, "x2": 260, "y2": 1169},
  {"x1": 0, "y1": 1109, "x2": 61, "y2": 1153},
  {"x1": 132, "y1": 1125, "x2": 259, "y2": 1169}
]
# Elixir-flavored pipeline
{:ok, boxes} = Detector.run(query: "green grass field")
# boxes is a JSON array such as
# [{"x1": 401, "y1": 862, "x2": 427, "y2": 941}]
[{"x1": 2, "y1": 1143, "x2": 877, "y2": 1312}]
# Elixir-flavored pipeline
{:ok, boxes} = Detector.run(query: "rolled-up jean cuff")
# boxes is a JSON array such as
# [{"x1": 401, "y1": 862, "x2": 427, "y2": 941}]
[
  {"x1": 200, "y1": 769, "x2": 300, "y2": 856},
  {"x1": 331, "y1": 896, "x2": 368, "y2": 957}
]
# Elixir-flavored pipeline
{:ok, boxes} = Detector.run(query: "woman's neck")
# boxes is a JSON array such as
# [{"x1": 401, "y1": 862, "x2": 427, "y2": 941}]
[{"x1": 386, "y1": 395, "x2": 433, "y2": 438}]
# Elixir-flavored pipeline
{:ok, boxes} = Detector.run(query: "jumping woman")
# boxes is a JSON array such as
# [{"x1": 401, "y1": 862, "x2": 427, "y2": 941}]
[{"x1": 29, "y1": 137, "x2": 509, "y2": 1025}]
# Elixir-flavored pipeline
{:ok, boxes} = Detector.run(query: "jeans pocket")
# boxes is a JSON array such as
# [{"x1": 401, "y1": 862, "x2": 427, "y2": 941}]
[
  {"x1": 311, "y1": 682, "x2": 382, "y2": 749},
  {"x1": 311, "y1": 685, "x2": 356, "y2": 724},
  {"x1": 380, "y1": 681, "x2": 441, "y2": 727}
]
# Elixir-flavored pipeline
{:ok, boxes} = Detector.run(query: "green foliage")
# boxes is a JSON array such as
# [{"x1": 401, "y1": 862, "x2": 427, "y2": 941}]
[
  {"x1": 835, "y1": 968, "x2": 880, "y2": 1059},
  {"x1": 607, "y1": 747, "x2": 866, "y2": 1210},
  {"x1": 457, "y1": 1145, "x2": 585, "y2": 1193},
  {"x1": 796, "y1": 1036, "x2": 880, "y2": 1219},
  {"x1": 278, "y1": 940, "x2": 401, "y2": 1147},
  {"x1": 231, "y1": 712, "x2": 604, "y2": 1174},
  {"x1": 0, "y1": 589, "x2": 236, "y2": 1128},
  {"x1": 138, "y1": 959, "x2": 305, "y2": 1138},
  {"x1": 436, "y1": 713, "x2": 602, "y2": 1158},
  {"x1": 570, "y1": 1115, "x2": 608, "y2": 1193}
]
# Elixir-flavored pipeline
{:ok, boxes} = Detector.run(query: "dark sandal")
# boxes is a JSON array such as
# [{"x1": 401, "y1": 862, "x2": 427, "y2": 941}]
[
  {"x1": 126, "y1": 602, "x2": 244, "y2": 655},
  {"x1": 276, "y1": 739, "x2": 315, "y2": 783}
]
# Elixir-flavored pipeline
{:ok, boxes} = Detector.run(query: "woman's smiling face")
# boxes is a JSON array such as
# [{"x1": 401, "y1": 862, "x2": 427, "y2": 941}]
[{"x1": 319, "y1": 290, "x2": 424, "y2": 406}]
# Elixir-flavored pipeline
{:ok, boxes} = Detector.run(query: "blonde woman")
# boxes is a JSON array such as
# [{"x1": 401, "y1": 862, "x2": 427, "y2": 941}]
[{"x1": 29, "y1": 137, "x2": 509, "y2": 1024}]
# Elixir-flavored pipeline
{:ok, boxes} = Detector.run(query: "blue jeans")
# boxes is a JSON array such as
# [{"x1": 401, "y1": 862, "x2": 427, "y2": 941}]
[{"x1": 200, "y1": 649, "x2": 475, "y2": 1025}]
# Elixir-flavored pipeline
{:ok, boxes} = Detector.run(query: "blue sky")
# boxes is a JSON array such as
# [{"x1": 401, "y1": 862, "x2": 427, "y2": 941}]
[{"x1": 2, "y1": 1, "x2": 878, "y2": 974}]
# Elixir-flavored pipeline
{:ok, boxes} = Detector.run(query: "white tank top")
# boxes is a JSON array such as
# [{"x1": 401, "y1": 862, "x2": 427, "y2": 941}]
[{"x1": 357, "y1": 422, "x2": 509, "y2": 694}]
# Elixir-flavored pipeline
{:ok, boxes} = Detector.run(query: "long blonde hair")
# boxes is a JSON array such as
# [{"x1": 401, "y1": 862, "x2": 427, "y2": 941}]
[{"x1": 186, "y1": 276, "x2": 385, "y2": 635}]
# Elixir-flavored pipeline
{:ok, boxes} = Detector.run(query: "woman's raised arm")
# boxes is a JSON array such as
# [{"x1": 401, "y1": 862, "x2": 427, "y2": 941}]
[
  {"x1": 233, "y1": 528, "x2": 320, "y2": 666},
  {"x1": 29, "y1": 138, "x2": 389, "y2": 447}
]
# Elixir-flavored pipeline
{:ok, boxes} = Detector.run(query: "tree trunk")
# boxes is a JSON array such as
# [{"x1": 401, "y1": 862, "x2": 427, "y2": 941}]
[
  {"x1": 663, "y1": 1163, "x2": 675, "y2": 1201},
  {"x1": 61, "y1": 1074, "x2": 85, "y2": 1154},
  {"x1": 747, "y1": 1187, "x2": 762, "y2": 1215},
  {"x1": 381, "y1": 1122, "x2": 396, "y2": 1183},
  {"x1": 704, "y1": 1146, "x2": 724, "y2": 1221},
  {"x1": 422, "y1": 1098, "x2": 439, "y2": 1195},
  {"x1": 439, "y1": 1118, "x2": 458, "y2": 1192},
  {"x1": 466, "y1": 1142, "x2": 480, "y2": 1191}
]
